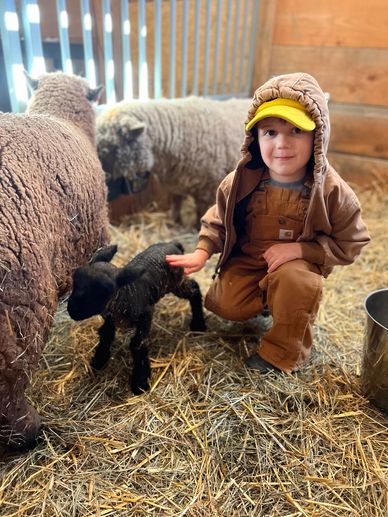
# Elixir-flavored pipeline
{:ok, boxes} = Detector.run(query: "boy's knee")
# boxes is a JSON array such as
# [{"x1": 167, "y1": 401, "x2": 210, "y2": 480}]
[
  {"x1": 266, "y1": 260, "x2": 323, "y2": 301},
  {"x1": 204, "y1": 294, "x2": 259, "y2": 321}
]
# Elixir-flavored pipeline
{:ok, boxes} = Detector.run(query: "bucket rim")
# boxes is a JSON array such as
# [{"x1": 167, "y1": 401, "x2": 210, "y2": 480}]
[{"x1": 364, "y1": 287, "x2": 388, "y2": 331}]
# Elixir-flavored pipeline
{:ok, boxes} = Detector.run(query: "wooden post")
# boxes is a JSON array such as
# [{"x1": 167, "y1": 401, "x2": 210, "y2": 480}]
[{"x1": 250, "y1": 0, "x2": 277, "y2": 93}]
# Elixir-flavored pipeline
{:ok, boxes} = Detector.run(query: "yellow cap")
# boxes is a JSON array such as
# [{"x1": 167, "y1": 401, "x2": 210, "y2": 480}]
[{"x1": 246, "y1": 98, "x2": 316, "y2": 132}]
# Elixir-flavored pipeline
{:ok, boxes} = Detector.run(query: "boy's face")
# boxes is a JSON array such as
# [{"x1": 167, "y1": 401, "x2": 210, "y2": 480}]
[{"x1": 257, "y1": 117, "x2": 314, "y2": 182}]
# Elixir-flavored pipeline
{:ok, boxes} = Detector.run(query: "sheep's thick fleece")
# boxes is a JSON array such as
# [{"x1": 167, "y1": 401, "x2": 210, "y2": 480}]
[
  {"x1": 96, "y1": 97, "x2": 251, "y2": 222},
  {"x1": 0, "y1": 73, "x2": 109, "y2": 450}
]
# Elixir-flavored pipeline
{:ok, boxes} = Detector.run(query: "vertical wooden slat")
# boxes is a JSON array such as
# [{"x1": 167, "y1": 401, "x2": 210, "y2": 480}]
[
  {"x1": 202, "y1": 0, "x2": 211, "y2": 96},
  {"x1": 20, "y1": 0, "x2": 45, "y2": 77},
  {"x1": 121, "y1": 0, "x2": 133, "y2": 99},
  {"x1": 138, "y1": 0, "x2": 149, "y2": 99},
  {"x1": 237, "y1": 0, "x2": 249, "y2": 94},
  {"x1": 80, "y1": 0, "x2": 97, "y2": 87},
  {"x1": 221, "y1": 0, "x2": 232, "y2": 95},
  {"x1": 169, "y1": 0, "x2": 176, "y2": 98},
  {"x1": 102, "y1": 0, "x2": 116, "y2": 103},
  {"x1": 230, "y1": 0, "x2": 241, "y2": 95},
  {"x1": 251, "y1": 0, "x2": 277, "y2": 91},
  {"x1": 192, "y1": 0, "x2": 201, "y2": 95},
  {"x1": 180, "y1": 0, "x2": 189, "y2": 97},
  {"x1": 154, "y1": 0, "x2": 162, "y2": 98},
  {"x1": 212, "y1": 0, "x2": 223, "y2": 96},
  {"x1": 245, "y1": 0, "x2": 261, "y2": 95},
  {"x1": 56, "y1": 0, "x2": 73, "y2": 74},
  {"x1": 0, "y1": 0, "x2": 28, "y2": 111}
]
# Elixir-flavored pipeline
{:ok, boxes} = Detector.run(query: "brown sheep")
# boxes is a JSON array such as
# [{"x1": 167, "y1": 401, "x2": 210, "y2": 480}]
[{"x1": 0, "y1": 72, "x2": 109, "y2": 451}]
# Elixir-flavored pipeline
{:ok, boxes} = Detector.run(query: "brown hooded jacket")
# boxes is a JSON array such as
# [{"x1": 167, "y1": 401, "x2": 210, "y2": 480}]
[{"x1": 197, "y1": 73, "x2": 370, "y2": 277}]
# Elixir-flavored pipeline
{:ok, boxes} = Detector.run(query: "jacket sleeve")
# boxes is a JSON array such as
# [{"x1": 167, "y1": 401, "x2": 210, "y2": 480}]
[
  {"x1": 315, "y1": 183, "x2": 370, "y2": 267},
  {"x1": 196, "y1": 173, "x2": 233, "y2": 257}
]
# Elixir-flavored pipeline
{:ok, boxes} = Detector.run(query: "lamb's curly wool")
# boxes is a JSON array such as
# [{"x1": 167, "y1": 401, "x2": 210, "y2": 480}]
[
  {"x1": 67, "y1": 241, "x2": 206, "y2": 395},
  {"x1": 0, "y1": 72, "x2": 109, "y2": 451},
  {"x1": 96, "y1": 97, "x2": 251, "y2": 224}
]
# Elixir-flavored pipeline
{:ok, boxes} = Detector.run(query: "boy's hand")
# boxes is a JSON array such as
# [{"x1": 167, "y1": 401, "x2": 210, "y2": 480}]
[
  {"x1": 166, "y1": 248, "x2": 209, "y2": 275},
  {"x1": 263, "y1": 243, "x2": 303, "y2": 273}
]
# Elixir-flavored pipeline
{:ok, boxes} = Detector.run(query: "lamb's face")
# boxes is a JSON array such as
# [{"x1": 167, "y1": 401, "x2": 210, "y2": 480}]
[{"x1": 67, "y1": 266, "x2": 116, "y2": 320}]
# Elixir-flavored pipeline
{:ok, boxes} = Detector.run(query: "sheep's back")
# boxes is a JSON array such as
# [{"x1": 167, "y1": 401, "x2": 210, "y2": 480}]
[
  {"x1": 107, "y1": 242, "x2": 184, "y2": 325},
  {"x1": 0, "y1": 113, "x2": 109, "y2": 296},
  {"x1": 97, "y1": 97, "x2": 250, "y2": 191}
]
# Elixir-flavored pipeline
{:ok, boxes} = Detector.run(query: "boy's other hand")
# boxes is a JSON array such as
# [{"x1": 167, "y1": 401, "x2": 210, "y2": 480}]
[
  {"x1": 166, "y1": 248, "x2": 209, "y2": 275},
  {"x1": 263, "y1": 243, "x2": 303, "y2": 273}
]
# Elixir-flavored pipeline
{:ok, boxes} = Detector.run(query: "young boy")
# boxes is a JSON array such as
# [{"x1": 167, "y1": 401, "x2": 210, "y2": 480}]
[{"x1": 166, "y1": 72, "x2": 370, "y2": 373}]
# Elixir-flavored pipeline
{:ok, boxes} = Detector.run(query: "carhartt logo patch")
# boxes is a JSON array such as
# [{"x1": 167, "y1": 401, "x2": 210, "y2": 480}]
[{"x1": 279, "y1": 229, "x2": 293, "y2": 240}]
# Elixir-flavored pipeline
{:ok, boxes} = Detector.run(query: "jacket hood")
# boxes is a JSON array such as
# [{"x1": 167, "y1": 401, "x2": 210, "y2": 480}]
[{"x1": 240, "y1": 73, "x2": 330, "y2": 181}]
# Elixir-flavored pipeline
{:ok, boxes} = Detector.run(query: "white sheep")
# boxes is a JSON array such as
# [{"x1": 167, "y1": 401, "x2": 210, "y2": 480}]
[
  {"x1": 96, "y1": 97, "x2": 250, "y2": 224},
  {"x1": 0, "y1": 72, "x2": 109, "y2": 451}
]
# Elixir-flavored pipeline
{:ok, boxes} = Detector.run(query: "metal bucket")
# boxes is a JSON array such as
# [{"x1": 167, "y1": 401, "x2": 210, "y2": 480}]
[{"x1": 361, "y1": 288, "x2": 388, "y2": 413}]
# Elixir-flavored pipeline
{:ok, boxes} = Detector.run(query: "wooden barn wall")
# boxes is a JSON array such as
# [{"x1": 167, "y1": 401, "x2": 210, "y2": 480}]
[{"x1": 254, "y1": 0, "x2": 388, "y2": 186}]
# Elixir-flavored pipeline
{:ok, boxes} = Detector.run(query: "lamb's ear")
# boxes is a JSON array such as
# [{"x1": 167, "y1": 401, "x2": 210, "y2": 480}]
[
  {"x1": 90, "y1": 245, "x2": 118, "y2": 264},
  {"x1": 116, "y1": 265, "x2": 147, "y2": 287},
  {"x1": 87, "y1": 85, "x2": 104, "y2": 102},
  {"x1": 120, "y1": 115, "x2": 146, "y2": 139},
  {"x1": 24, "y1": 70, "x2": 39, "y2": 91}
]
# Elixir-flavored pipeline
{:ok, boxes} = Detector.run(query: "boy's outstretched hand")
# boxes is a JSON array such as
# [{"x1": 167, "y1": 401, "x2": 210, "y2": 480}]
[
  {"x1": 166, "y1": 248, "x2": 209, "y2": 275},
  {"x1": 263, "y1": 243, "x2": 303, "y2": 273}
]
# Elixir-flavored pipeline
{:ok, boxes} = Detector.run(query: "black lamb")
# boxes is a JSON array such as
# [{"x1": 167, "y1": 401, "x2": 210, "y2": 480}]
[{"x1": 67, "y1": 241, "x2": 206, "y2": 394}]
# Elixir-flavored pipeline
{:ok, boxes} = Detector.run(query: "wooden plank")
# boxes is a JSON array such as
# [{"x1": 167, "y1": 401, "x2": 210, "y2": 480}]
[
  {"x1": 329, "y1": 104, "x2": 388, "y2": 160},
  {"x1": 273, "y1": 0, "x2": 388, "y2": 49},
  {"x1": 270, "y1": 46, "x2": 388, "y2": 106},
  {"x1": 327, "y1": 152, "x2": 388, "y2": 188},
  {"x1": 251, "y1": 0, "x2": 277, "y2": 90}
]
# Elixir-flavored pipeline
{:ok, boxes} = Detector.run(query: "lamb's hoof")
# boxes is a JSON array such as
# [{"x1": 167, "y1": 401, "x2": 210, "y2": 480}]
[
  {"x1": 0, "y1": 404, "x2": 42, "y2": 452},
  {"x1": 90, "y1": 355, "x2": 109, "y2": 370},
  {"x1": 131, "y1": 380, "x2": 150, "y2": 396},
  {"x1": 190, "y1": 319, "x2": 207, "y2": 332}
]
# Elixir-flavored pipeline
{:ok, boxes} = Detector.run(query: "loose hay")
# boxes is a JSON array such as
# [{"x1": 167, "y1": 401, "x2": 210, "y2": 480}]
[{"x1": 0, "y1": 185, "x2": 387, "y2": 516}]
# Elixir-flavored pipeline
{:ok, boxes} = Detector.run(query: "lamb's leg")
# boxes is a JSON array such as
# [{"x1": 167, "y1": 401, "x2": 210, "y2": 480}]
[
  {"x1": 90, "y1": 317, "x2": 116, "y2": 370},
  {"x1": 172, "y1": 278, "x2": 207, "y2": 331},
  {"x1": 130, "y1": 306, "x2": 153, "y2": 395}
]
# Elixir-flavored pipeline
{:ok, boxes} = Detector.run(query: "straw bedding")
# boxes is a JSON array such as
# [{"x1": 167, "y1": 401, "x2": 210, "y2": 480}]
[{"x1": 0, "y1": 182, "x2": 387, "y2": 516}]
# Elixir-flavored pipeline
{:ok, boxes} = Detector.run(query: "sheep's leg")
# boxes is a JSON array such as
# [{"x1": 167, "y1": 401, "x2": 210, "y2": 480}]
[
  {"x1": 0, "y1": 371, "x2": 41, "y2": 451},
  {"x1": 172, "y1": 278, "x2": 207, "y2": 331},
  {"x1": 90, "y1": 318, "x2": 116, "y2": 370},
  {"x1": 130, "y1": 307, "x2": 153, "y2": 395}
]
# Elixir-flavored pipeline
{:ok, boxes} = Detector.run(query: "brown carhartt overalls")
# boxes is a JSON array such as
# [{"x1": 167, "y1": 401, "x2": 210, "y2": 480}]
[{"x1": 204, "y1": 177, "x2": 323, "y2": 372}]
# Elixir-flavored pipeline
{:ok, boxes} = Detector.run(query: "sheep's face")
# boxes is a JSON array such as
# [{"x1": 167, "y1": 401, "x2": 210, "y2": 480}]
[
  {"x1": 96, "y1": 113, "x2": 154, "y2": 181},
  {"x1": 67, "y1": 266, "x2": 116, "y2": 320}
]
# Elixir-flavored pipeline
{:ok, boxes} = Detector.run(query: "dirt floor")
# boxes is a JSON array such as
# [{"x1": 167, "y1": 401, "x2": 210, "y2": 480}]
[{"x1": 0, "y1": 183, "x2": 387, "y2": 516}]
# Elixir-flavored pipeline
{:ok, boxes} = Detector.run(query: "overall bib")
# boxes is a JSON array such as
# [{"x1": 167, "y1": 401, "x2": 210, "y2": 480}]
[{"x1": 205, "y1": 179, "x2": 323, "y2": 371}]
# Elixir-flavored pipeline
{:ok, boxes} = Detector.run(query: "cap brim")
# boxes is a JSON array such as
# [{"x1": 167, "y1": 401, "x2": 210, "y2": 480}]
[{"x1": 246, "y1": 106, "x2": 316, "y2": 132}]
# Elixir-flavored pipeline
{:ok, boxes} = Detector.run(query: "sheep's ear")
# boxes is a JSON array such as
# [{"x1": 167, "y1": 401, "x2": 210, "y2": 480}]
[
  {"x1": 87, "y1": 85, "x2": 104, "y2": 102},
  {"x1": 90, "y1": 245, "x2": 118, "y2": 264},
  {"x1": 116, "y1": 265, "x2": 147, "y2": 287},
  {"x1": 24, "y1": 70, "x2": 39, "y2": 91},
  {"x1": 120, "y1": 116, "x2": 146, "y2": 139}
]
